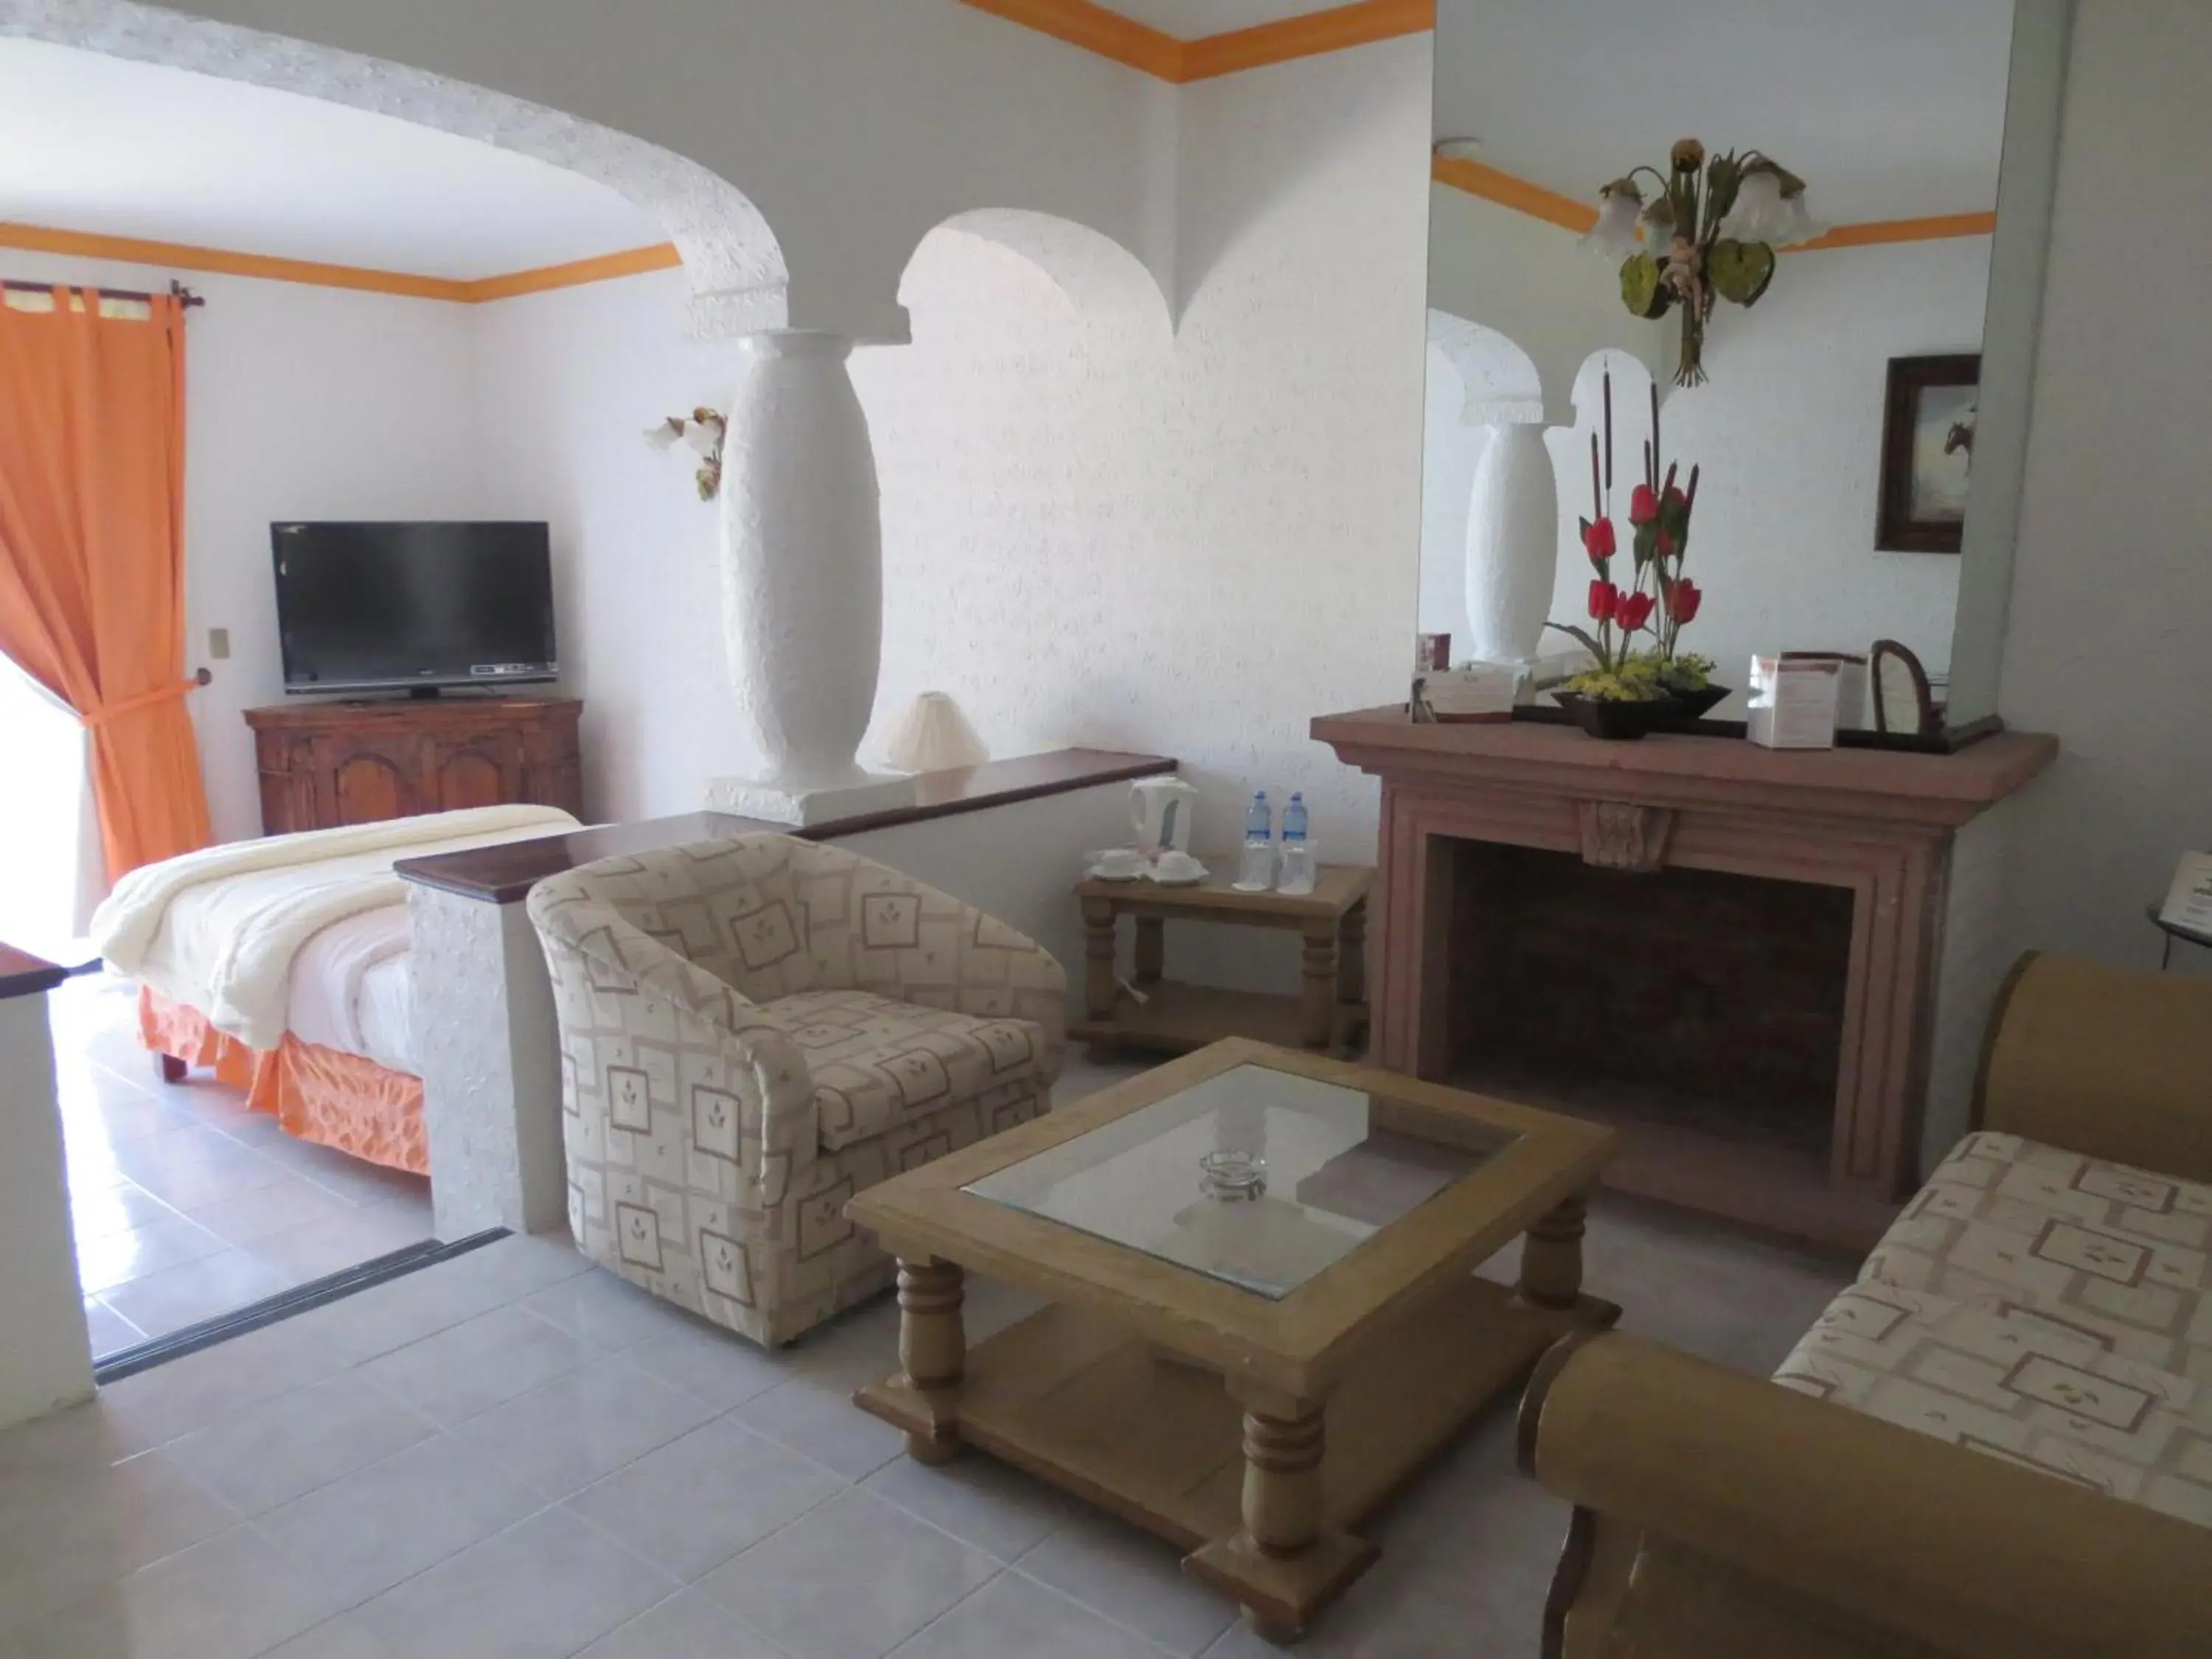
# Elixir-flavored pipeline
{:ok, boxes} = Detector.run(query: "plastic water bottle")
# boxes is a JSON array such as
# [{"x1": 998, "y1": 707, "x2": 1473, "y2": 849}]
[
  {"x1": 1279, "y1": 793, "x2": 1315, "y2": 895},
  {"x1": 1236, "y1": 790, "x2": 1274, "y2": 891}
]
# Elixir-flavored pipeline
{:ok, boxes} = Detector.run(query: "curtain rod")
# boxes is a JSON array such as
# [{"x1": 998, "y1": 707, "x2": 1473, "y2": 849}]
[{"x1": 1, "y1": 278, "x2": 204, "y2": 310}]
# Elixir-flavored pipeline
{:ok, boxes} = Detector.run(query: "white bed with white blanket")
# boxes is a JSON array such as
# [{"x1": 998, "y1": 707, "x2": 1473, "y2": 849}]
[{"x1": 91, "y1": 804, "x2": 580, "y2": 1169}]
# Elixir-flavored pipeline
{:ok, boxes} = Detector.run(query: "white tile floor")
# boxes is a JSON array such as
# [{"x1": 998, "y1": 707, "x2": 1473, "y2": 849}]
[
  {"x1": 51, "y1": 975, "x2": 436, "y2": 1354},
  {"x1": 1, "y1": 1049, "x2": 1858, "y2": 1658}
]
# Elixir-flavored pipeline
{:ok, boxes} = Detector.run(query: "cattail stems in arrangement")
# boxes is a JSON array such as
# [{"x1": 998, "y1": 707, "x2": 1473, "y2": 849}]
[
  {"x1": 1590, "y1": 434, "x2": 1601, "y2": 522},
  {"x1": 1686, "y1": 463, "x2": 1700, "y2": 513},
  {"x1": 1603, "y1": 370, "x2": 1614, "y2": 497},
  {"x1": 1649, "y1": 383, "x2": 1661, "y2": 488}
]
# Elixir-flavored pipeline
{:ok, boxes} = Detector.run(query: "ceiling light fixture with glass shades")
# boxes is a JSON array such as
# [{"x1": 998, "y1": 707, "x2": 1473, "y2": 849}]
[{"x1": 1580, "y1": 139, "x2": 1822, "y2": 387}]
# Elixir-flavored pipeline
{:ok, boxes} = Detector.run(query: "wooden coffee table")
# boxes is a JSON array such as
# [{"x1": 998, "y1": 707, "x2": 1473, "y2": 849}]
[{"x1": 846, "y1": 1039, "x2": 1618, "y2": 1641}]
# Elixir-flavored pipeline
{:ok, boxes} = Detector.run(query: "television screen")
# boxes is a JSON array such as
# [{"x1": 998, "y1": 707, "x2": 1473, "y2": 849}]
[{"x1": 272, "y1": 521, "x2": 557, "y2": 695}]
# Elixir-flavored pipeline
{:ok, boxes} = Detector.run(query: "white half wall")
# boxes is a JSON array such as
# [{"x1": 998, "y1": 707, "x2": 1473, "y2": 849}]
[
  {"x1": 13, "y1": 254, "x2": 481, "y2": 849},
  {"x1": 0, "y1": 990, "x2": 93, "y2": 1427}
]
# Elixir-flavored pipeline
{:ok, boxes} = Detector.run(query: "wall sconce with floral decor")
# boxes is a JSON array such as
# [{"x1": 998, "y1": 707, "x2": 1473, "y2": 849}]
[
  {"x1": 1580, "y1": 139, "x2": 1822, "y2": 387},
  {"x1": 644, "y1": 407, "x2": 727, "y2": 500}
]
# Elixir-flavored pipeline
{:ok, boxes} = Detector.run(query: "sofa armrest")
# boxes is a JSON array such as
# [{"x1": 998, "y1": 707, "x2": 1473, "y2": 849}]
[
  {"x1": 793, "y1": 848, "x2": 1069, "y2": 1071},
  {"x1": 1976, "y1": 951, "x2": 2212, "y2": 1183},
  {"x1": 1521, "y1": 1331, "x2": 2212, "y2": 1659},
  {"x1": 526, "y1": 887, "x2": 818, "y2": 1200}
]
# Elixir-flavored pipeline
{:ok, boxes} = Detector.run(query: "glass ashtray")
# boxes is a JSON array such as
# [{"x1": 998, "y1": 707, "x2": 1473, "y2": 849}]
[{"x1": 1199, "y1": 1149, "x2": 1267, "y2": 1201}]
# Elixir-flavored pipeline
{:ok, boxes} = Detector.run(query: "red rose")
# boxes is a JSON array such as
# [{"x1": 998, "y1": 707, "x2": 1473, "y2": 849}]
[
  {"x1": 1587, "y1": 580, "x2": 1619, "y2": 622},
  {"x1": 1628, "y1": 484, "x2": 1660, "y2": 525},
  {"x1": 1582, "y1": 516, "x2": 1617, "y2": 563},
  {"x1": 1616, "y1": 591, "x2": 1656, "y2": 632},
  {"x1": 1668, "y1": 578, "x2": 1703, "y2": 625},
  {"x1": 1663, "y1": 485, "x2": 1688, "y2": 512}
]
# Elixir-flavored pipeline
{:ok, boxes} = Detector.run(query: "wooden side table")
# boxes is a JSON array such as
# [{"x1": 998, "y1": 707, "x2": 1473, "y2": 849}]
[
  {"x1": 2148, "y1": 903, "x2": 2212, "y2": 972},
  {"x1": 1071, "y1": 865, "x2": 1374, "y2": 1055}
]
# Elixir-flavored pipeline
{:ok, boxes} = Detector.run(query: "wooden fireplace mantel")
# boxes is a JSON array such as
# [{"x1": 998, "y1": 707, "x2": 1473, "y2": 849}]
[
  {"x1": 1312, "y1": 706, "x2": 2057, "y2": 1240},
  {"x1": 1310, "y1": 708, "x2": 2056, "y2": 828}
]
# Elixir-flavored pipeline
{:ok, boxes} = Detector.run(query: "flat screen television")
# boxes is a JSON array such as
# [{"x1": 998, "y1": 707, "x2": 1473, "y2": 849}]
[{"x1": 272, "y1": 521, "x2": 557, "y2": 697}]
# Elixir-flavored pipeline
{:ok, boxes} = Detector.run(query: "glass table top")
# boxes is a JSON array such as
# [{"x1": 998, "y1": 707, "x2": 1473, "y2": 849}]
[{"x1": 964, "y1": 1062, "x2": 1519, "y2": 1299}]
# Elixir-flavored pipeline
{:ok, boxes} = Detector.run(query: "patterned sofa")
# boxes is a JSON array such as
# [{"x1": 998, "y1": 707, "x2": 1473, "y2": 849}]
[
  {"x1": 526, "y1": 835, "x2": 1065, "y2": 1348},
  {"x1": 1523, "y1": 952, "x2": 2212, "y2": 1659}
]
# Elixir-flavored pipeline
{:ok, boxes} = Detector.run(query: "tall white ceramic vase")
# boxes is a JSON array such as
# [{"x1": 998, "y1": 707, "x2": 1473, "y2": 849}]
[
  {"x1": 1463, "y1": 421, "x2": 1559, "y2": 662},
  {"x1": 716, "y1": 330, "x2": 882, "y2": 799}
]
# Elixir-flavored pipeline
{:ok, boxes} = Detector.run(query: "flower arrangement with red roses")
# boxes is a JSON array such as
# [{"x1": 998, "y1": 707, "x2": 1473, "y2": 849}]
[{"x1": 1548, "y1": 374, "x2": 1715, "y2": 702}]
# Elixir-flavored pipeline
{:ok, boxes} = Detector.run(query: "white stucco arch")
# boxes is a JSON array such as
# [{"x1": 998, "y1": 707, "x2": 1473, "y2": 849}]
[
  {"x1": 0, "y1": 0, "x2": 788, "y2": 337},
  {"x1": 1427, "y1": 310, "x2": 1545, "y2": 426},
  {"x1": 904, "y1": 209, "x2": 1174, "y2": 346}
]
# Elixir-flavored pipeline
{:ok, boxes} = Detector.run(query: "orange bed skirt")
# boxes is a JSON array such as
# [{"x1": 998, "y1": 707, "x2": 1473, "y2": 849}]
[{"x1": 139, "y1": 988, "x2": 429, "y2": 1176}]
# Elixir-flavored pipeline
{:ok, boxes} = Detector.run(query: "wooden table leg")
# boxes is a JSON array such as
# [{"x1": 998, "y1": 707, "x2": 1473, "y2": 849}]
[
  {"x1": 1082, "y1": 897, "x2": 1118, "y2": 1023},
  {"x1": 1240, "y1": 1398, "x2": 1326, "y2": 1563},
  {"x1": 897, "y1": 1258, "x2": 964, "y2": 1464},
  {"x1": 1300, "y1": 925, "x2": 1338, "y2": 1049},
  {"x1": 1520, "y1": 1192, "x2": 1588, "y2": 1310},
  {"x1": 1134, "y1": 915, "x2": 1165, "y2": 987},
  {"x1": 1186, "y1": 1379, "x2": 1374, "y2": 1643}
]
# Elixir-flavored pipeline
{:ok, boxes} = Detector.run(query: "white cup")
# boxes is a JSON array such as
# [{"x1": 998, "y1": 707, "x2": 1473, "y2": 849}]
[{"x1": 1091, "y1": 848, "x2": 1146, "y2": 880}]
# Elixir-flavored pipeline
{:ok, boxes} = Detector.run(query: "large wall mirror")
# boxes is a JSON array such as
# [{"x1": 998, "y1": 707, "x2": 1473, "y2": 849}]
[{"x1": 1420, "y1": 0, "x2": 2067, "y2": 747}]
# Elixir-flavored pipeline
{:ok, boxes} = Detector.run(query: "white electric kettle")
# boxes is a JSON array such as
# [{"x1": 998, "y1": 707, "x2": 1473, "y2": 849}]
[{"x1": 1130, "y1": 776, "x2": 1199, "y2": 855}]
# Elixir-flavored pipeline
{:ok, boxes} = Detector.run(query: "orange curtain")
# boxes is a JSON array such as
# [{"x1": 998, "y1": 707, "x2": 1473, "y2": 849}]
[{"x1": 0, "y1": 288, "x2": 210, "y2": 879}]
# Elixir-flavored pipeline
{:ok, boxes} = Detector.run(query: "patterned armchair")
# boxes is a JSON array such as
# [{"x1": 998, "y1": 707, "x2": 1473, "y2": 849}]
[{"x1": 526, "y1": 834, "x2": 1065, "y2": 1347}]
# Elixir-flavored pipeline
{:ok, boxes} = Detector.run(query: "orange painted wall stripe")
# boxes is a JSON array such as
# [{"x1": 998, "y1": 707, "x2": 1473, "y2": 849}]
[
  {"x1": 0, "y1": 221, "x2": 476, "y2": 301},
  {"x1": 957, "y1": 0, "x2": 1182, "y2": 79},
  {"x1": 1430, "y1": 165, "x2": 1996, "y2": 253},
  {"x1": 960, "y1": 0, "x2": 1427, "y2": 83},
  {"x1": 1430, "y1": 156, "x2": 1596, "y2": 233},
  {"x1": 1182, "y1": 0, "x2": 1433, "y2": 82},
  {"x1": 0, "y1": 220, "x2": 685, "y2": 305},
  {"x1": 1785, "y1": 212, "x2": 1997, "y2": 252},
  {"x1": 460, "y1": 242, "x2": 683, "y2": 302}
]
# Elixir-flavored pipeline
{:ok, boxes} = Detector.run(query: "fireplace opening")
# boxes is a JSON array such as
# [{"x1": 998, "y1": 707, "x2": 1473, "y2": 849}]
[{"x1": 1443, "y1": 841, "x2": 1853, "y2": 1165}]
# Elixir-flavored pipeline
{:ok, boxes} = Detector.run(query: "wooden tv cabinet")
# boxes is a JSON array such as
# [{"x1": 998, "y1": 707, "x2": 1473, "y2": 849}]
[{"x1": 245, "y1": 697, "x2": 582, "y2": 833}]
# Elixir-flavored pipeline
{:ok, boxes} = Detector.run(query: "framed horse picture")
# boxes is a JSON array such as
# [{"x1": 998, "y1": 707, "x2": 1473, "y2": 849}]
[{"x1": 1877, "y1": 353, "x2": 1981, "y2": 553}]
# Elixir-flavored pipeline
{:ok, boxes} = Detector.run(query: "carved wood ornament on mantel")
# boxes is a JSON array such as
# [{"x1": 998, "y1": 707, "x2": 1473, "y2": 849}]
[{"x1": 1576, "y1": 802, "x2": 1675, "y2": 873}]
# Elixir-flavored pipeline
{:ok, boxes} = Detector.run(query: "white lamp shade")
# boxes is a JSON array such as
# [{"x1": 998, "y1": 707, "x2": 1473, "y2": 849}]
[
  {"x1": 1718, "y1": 170, "x2": 1787, "y2": 241},
  {"x1": 1579, "y1": 187, "x2": 1644, "y2": 257},
  {"x1": 877, "y1": 692, "x2": 989, "y2": 774}
]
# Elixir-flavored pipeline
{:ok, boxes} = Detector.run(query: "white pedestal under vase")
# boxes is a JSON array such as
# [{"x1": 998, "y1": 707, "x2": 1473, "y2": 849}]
[
  {"x1": 1461, "y1": 420, "x2": 1559, "y2": 666},
  {"x1": 703, "y1": 329, "x2": 913, "y2": 825}
]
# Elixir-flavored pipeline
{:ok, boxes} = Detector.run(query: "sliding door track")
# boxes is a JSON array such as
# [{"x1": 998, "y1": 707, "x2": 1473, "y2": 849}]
[{"x1": 93, "y1": 1228, "x2": 511, "y2": 1385}]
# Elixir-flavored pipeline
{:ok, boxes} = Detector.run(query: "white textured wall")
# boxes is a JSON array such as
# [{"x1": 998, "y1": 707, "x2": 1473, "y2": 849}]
[
  {"x1": 1995, "y1": 0, "x2": 2212, "y2": 975},
  {"x1": 13, "y1": 253, "x2": 480, "y2": 848},
  {"x1": 1427, "y1": 189, "x2": 1658, "y2": 428},
  {"x1": 470, "y1": 38, "x2": 1430, "y2": 874},
  {"x1": 468, "y1": 271, "x2": 736, "y2": 823},
  {"x1": 142, "y1": 0, "x2": 1169, "y2": 336}
]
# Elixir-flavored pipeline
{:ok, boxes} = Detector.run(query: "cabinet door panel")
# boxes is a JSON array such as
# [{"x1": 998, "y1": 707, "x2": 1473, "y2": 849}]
[
  {"x1": 432, "y1": 742, "x2": 519, "y2": 811},
  {"x1": 333, "y1": 754, "x2": 412, "y2": 825}
]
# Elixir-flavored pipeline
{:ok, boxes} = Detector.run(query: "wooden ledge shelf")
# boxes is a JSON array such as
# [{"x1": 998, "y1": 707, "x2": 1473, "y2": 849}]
[
  {"x1": 396, "y1": 747, "x2": 1175, "y2": 904},
  {"x1": 1311, "y1": 706, "x2": 2056, "y2": 828}
]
